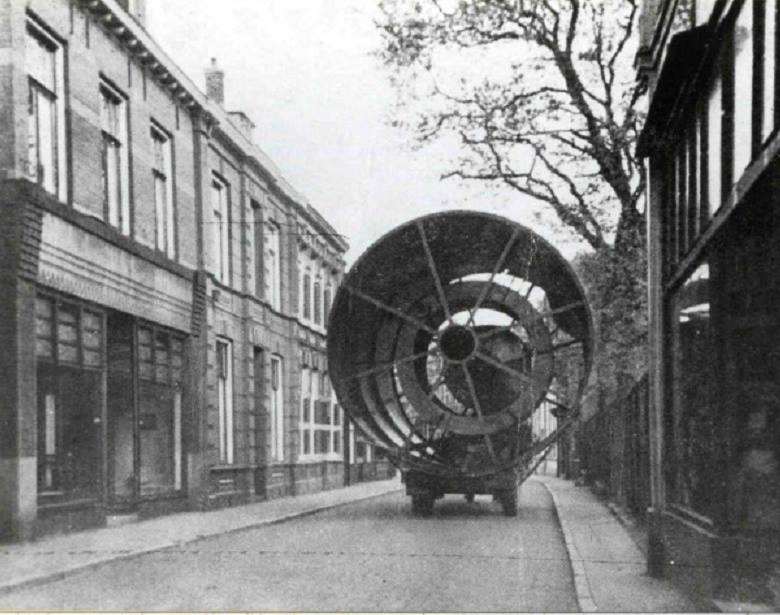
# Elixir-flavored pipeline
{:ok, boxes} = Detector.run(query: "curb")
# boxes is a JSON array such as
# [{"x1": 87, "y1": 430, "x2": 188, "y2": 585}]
[
  {"x1": 539, "y1": 480, "x2": 598, "y2": 613},
  {"x1": 605, "y1": 501, "x2": 647, "y2": 557},
  {"x1": 0, "y1": 484, "x2": 403, "y2": 597}
]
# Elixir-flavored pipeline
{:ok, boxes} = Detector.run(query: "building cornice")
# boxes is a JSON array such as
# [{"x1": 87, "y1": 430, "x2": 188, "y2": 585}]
[{"x1": 78, "y1": 0, "x2": 348, "y2": 258}]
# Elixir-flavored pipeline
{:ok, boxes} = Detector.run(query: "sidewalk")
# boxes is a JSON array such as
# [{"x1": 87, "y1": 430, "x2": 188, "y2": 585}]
[
  {"x1": 0, "y1": 477, "x2": 402, "y2": 596},
  {"x1": 537, "y1": 475, "x2": 697, "y2": 612}
]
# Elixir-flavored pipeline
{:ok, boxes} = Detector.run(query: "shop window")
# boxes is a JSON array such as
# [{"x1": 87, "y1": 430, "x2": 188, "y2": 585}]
[
  {"x1": 668, "y1": 260, "x2": 717, "y2": 520},
  {"x1": 216, "y1": 338, "x2": 234, "y2": 464},
  {"x1": 135, "y1": 324, "x2": 185, "y2": 494},
  {"x1": 35, "y1": 296, "x2": 103, "y2": 502},
  {"x1": 100, "y1": 81, "x2": 129, "y2": 234},
  {"x1": 106, "y1": 316, "x2": 185, "y2": 501},
  {"x1": 26, "y1": 19, "x2": 65, "y2": 199},
  {"x1": 270, "y1": 355, "x2": 284, "y2": 461},
  {"x1": 152, "y1": 122, "x2": 175, "y2": 258}
]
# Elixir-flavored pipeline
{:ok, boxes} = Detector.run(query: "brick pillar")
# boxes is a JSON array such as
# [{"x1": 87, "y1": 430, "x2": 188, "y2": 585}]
[
  {"x1": 0, "y1": 191, "x2": 41, "y2": 541},
  {"x1": 186, "y1": 109, "x2": 217, "y2": 509}
]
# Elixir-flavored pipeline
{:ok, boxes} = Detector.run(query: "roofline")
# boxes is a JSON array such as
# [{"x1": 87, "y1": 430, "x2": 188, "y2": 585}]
[{"x1": 80, "y1": 0, "x2": 348, "y2": 255}]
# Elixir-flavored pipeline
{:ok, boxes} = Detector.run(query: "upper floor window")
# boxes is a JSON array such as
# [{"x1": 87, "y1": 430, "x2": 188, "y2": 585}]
[
  {"x1": 302, "y1": 269, "x2": 312, "y2": 320},
  {"x1": 264, "y1": 221, "x2": 281, "y2": 311},
  {"x1": 250, "y1": 200, "x2": 262, "y2": 297},
  {"x1": 313, "y1": 278, "x2": 322, "y2": 325},
  {"x1": 100, "y1": 82, "x2": 130, "y2": 234},
  {"x1": 762, "y1": 1, "x2": 777, "y2": 141},
  {"x1": 26, "y1": 20, "x2": 65, "y2": 199},
  {"x1": 733, "y1": 0, "x2": 753, "y2": 176},
  {"x1": 324, "y1": 284, "x2": 332, "y2": 328},
  {"x1": 151, "y1": 123, "x2": 175, "y2": 258},
  {"x1": 211, "y1": 175, "x2": 230, "y2": 285}
]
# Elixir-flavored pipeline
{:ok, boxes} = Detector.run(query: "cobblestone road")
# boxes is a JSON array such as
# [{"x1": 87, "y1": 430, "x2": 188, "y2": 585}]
[{"x1": 0, "y1": 479, "x2": 577, "y2": 612}]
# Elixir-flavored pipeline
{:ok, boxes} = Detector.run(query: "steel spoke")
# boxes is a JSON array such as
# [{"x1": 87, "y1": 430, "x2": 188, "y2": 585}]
[
  {"x1": 523, "y1": 282, "x2": 536, "y2": 301},
  {"x1": 467, "y1": 227, "x2": 522, "y2": 327},
  {"x1": 339, "y1": 349, "x2": 433, "y2": 383},
  {"x1": 476, "y1": 321, "x2": 521, "y2": 341},
  {"x1": 461, "y1": 363, "x2": 497, "y2": 462},
  {"x1": 537, "y1": 300, "x2": 585, "y2": 320},
  {"x1": 472, "y1": 349, "x2": 548, "y2": 392},
  {"x1": 535, "y1": 338, "x2": 583, "y2": 355},
  {"x1": 343, "y1": 284, "x2": 437, "y2": 334},
  {"x1": 417, "y1": 220, "x2": 452, "y2": 321}
]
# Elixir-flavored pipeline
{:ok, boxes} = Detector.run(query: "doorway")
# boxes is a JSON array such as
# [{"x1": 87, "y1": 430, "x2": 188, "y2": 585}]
[{"x1": 106, "y1": 312, "x2": 185, "y2": 509}]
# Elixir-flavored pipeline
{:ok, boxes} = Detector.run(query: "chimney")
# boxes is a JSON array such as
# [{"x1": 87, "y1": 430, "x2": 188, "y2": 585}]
[{"x1": 205, "y1": 58, "x2": 224, "y2": 106}]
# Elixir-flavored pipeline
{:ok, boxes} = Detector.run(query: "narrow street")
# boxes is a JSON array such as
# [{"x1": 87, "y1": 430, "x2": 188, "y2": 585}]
[{"x1": 0, "y1": 480, "x2": 577, "y2": 612}]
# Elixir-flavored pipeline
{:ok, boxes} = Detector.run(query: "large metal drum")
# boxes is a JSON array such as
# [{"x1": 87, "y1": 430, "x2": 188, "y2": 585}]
[{"x1": 328, "y1": 211, "x2": 593, "y2": 478}]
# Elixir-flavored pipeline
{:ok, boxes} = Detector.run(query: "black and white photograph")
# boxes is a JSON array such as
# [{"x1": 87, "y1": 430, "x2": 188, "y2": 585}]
[{"x1": 0, "y1": 0, "x2": 778, "y2": 612}]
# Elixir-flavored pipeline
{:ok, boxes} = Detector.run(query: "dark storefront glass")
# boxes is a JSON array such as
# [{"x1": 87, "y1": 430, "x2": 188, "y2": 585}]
[
  {"x1": 107, "y1": 314, "x2": 185, "y2": 503},
  {"x1": 35, "y1": 296, "x2": 103, "y2": 503},
  {"x1": 107, "y1": 314, "x2": 134, "y2": 500},
  {"x1": 668, "y1": 260, "x2": 717, "y2": 520},
  {"x1": 138, "y1": 326, "x2": 184, "y2": 495}
]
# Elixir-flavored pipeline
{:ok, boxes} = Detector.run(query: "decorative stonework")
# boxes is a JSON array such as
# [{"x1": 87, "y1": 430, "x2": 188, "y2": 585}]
[{"x1": 38, "y1": 213, "x2": 192, "y2": 332}]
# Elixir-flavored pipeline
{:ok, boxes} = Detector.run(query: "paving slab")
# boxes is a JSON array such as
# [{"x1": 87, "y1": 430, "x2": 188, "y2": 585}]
[
  {"x1": 0, "y1": 477, "x2": 402, "y2": 596},
  {"x1": 537, "y1": 475, "x2": 697, "y2": 613}
]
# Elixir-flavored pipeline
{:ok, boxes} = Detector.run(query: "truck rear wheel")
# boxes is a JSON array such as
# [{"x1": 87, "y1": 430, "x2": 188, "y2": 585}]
[
  {"x1": 411, "y1": 494, "x2": 434, "y2": 517},
  {"x1": 498, "y1": 489, "x2": 518, "y2": 517}
]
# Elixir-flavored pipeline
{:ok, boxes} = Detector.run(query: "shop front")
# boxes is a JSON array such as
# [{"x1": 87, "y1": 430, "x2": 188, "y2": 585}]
[{"x1": 33, "y1": 289, "x2": 192, "y2": 533}]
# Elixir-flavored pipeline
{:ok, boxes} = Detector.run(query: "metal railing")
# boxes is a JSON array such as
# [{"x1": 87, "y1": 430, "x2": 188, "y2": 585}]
[{"x1": 577, "y1": 374, "x2": 651, "y2": 518}]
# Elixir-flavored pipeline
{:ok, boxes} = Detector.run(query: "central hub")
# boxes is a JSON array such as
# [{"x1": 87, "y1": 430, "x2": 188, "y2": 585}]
[{"x1": 439, "y1": 325, "x2": 477, "y2": 362}]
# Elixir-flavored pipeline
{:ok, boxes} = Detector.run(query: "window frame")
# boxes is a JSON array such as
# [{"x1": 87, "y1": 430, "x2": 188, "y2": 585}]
[
  {"x1": 269, "y1": 354, "x2": 284, "y2": 462},
  {"x1": 99, "y1": 79, "x2": 130, "y2": 235},
  {"x1": 211, "y1": 174, "x2": 231, "y2": 285},
  {"x1": 151, "y1": 121, "x2": 176, "y2": 259},
  {"x1": 264, "y1": 220, "x2": 282, "y2": 311},
  {"x1": 250, "y1": 200, "x2": 263, "y2": 298},
  {"x1": 26, "y1": 18, "x2": 67, "y2": 201},
  {"x1": 216, "y1": 337, "x2": 234, "y2": 464}
]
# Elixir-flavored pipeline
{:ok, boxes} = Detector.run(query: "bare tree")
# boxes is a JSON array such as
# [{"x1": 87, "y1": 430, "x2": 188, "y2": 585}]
[{"x1": 377, "y1": 0, "x2": 648, "y2": 397}]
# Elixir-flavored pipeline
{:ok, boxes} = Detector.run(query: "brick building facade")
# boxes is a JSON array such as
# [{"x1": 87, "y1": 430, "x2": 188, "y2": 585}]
[
  {"x1": 638, "y1": 0, "x2": 780, "y2": 605},
  {"x1": 0, "y1": 0, "x2": 390, "y2": 543}
]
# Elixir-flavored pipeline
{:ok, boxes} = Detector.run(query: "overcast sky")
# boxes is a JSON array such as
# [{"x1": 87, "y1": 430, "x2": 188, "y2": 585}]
[{"x1": 147, "y1": 0, "x2": 581, "y2": 263}]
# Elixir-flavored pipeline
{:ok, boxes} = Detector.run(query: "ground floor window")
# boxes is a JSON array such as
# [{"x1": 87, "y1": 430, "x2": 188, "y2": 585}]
[
  {"x1": 35, "y1": 295, "x2": 104, "y2": 503},
  {"x1": 664, "y1": 194, "x2": 780, "y2": 532},
  {"x1": 270, "y1": 355, "x2": 284, "y2": 461},
  {"x1": 299, "y1": 366, "x2": 341, "y2": 460},
  {"x1": 216, "y1": 337, "x2": 234, "y2": 465},
  {"x1": 667, "y1": 259, "x2": 717, "y2": 520},
  {"x1": 106, "y1": 312, "x2": 186, "y2": 502}
]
